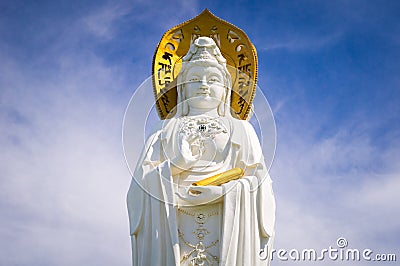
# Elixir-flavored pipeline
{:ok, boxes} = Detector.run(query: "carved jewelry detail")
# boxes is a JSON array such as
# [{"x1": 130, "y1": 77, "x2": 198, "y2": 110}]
[
  {"x1": 179, "y1": 116, "x2": 228, "y2": 155},
  {"x1": 193, "y1": 227, "x2": 209, "y2": 241},
  {"x1": 178, "y1": 207, "x2": 220, "y2": 265},
  {"x1": 177, "y1": 208, "x2": 219, "y2": 223},
  {"x1": 178, "y1": 229, "x2": 219, "y2": 265},
  {"x1": 179, "y1": 116, "x2": 227, "y2": 140}
]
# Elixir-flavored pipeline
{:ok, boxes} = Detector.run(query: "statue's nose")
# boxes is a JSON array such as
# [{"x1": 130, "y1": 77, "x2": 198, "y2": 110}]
[{"x1": 200, "y1": 78, "x2": 209, "y2": 90}]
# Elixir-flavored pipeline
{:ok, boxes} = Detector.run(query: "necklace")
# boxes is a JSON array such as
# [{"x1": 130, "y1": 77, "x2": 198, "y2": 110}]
[
  {"x1": 178, "y1": 229, "x2": 219, "y2": 265},
  {"x1": 178, "y1": 207, "x2": 219, "y2": 241},
  {"x1": 178, "y1": 208, "x2": 219, "y2": 224},
  {"x1": 179, "y1": 116, "x2": 228, "y2": 154},
  {"x1": 177, "y1": 207, "x2": 220, "y2": 265}
]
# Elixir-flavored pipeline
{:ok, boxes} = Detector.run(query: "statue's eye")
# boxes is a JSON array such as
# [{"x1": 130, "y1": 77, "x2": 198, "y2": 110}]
[
  {"x1": 208, "y1": 77, "x2": 220, "y2": 83},
  {"x1": 189, "y1": 77, "x2": 200, "y2": 82}
]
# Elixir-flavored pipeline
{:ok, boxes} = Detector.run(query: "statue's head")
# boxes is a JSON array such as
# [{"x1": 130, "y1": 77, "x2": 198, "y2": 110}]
[{"x1": 176, "y1": 37, "x2": 232, "y2": 117}]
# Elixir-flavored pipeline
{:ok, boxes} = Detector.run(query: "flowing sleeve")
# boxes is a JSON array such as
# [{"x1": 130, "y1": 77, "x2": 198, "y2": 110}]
[
  {"x1": 257, "y1": 168, "x2": 275, "y2": 239},
  {"x1": 239, "y1": 120, "x2": 275, "y2": 238},
  {"x1": 230, "y1": 120, "x2": 276, "y2": 244},
  {"x1": 220, "y1": 120, "x2": 275, "y2": 265},
  {"x1": 126, "y1": 119, "x2": 180, "y2": 266},
  {"x1": 126, "y1": 128, "x2": 162, "y2": 236}
]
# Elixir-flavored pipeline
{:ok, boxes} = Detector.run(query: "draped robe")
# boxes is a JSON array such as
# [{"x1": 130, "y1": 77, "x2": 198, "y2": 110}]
[{"x1": 127, "y1": 117, "x2": 275, "y2": 265}]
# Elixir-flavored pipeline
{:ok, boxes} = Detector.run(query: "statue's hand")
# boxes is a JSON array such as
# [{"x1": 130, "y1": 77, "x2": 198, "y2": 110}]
[
  {"x1": 176, "y1": 186, "x2": 223, "y2": 205},
  {"x1": 171, "y1": 134, "x2": 202, "y2": 172},
  {"x1": 180, "y1": 133, "x2": 203, "y2": 159}
]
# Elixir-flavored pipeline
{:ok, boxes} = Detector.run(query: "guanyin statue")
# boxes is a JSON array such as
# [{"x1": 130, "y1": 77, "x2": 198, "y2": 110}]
[{"x1": 126, "y1": 10, "x2": 275, "y2": 266}]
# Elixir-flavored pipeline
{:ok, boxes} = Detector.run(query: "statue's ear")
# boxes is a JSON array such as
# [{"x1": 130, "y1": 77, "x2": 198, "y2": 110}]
[
  {"x1": 181, "y1": 86, "x2": 189, "y2": 116},
  {"x1": 182, "y1": 102, "x2": 189, "y2": 116},
  {"x1": 218, "y1": 86, "x2": 228, "y2": 116}
]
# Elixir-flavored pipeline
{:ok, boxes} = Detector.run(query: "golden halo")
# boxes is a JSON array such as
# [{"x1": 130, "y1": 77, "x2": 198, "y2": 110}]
[{"x1": 152, "y1": 9, "x2": 258, "y2": 120}]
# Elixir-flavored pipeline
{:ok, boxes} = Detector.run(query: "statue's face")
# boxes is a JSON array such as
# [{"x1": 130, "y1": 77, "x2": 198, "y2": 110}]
[{"x1": 184, "y1": 65, "x2": 225, "y2": 110}]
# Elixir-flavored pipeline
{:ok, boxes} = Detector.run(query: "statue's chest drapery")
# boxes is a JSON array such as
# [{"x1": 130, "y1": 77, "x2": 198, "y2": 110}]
[{"x1": 178, "y1": 116, "x2": 230, "y2": 167}]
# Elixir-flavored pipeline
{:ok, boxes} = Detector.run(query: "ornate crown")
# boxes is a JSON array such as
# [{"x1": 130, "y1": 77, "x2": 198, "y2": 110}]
[{"x1": 152, "y1": 9, "x2": 258, "y2": 120}]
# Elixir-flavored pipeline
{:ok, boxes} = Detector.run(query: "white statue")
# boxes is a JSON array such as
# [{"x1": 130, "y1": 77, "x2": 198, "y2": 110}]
[{"x1": 127, "y1": 37, "x2": 275, "y2": 265}]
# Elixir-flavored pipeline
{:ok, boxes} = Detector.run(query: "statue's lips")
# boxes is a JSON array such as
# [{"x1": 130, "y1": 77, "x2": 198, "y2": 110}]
[{"x1": 196, "y1": 92, "x2": 210, "y2": 96}]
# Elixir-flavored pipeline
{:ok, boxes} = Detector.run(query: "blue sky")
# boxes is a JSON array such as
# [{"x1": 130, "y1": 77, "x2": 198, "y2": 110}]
[{"x1": 1, "y1": 0, "x2": 399, "y2": 265}]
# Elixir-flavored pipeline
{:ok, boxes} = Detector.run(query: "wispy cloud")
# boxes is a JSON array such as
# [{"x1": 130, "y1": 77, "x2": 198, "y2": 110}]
[
  {"x1": 82, "y1": 2, "x2": 134, "y2": 40},
  {"x1": 270, "y1": 104, "x2": 400, "y2": 264},
  {"x1": 262, "y1": 32, "x2": 343, "y2": 52},
  {"x1": 0, "y1": 53, "x2": 134, "y2": 265},
  {"x1": 0, "y1": 8, "x2": 140, "y2": 264}
]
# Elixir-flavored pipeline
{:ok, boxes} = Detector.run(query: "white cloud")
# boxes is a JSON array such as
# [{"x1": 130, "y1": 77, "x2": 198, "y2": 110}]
[
  {"x1": 81, "y1": 0, "x2": 201, "y2": 41},
  {"x1": 262, "y1": 32, "x2": 343, "y2": 52},
  {"x1": 82, "y1": 2, "x2": 134, "y2": 40},
  {"x1": 269, "y1": 108, "x2": 400, "y2": 264},
  {"x1": 0, "y1": 32, "x2": 139, "y2": 266}
]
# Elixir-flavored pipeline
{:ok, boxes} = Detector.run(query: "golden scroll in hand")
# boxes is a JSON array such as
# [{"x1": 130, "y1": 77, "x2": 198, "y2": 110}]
[{"x1": 192, "y1": 168, "x2": 244, "y2": 187}]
